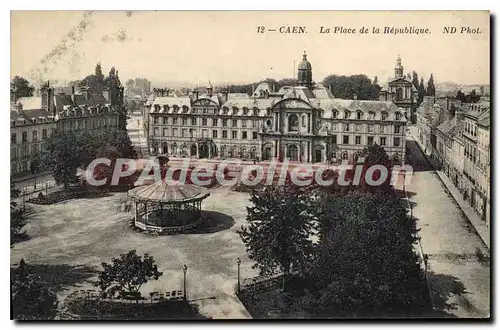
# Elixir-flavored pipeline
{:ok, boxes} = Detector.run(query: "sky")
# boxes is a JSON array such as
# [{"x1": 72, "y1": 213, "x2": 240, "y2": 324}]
[{"x1": 11, "y1": 11, "x2": 490, "y2": 88}]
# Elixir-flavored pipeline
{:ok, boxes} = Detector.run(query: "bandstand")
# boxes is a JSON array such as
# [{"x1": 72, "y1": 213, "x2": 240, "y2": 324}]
[{"x1": 127, "y1": 180, "x2": 210, "y2": 235}]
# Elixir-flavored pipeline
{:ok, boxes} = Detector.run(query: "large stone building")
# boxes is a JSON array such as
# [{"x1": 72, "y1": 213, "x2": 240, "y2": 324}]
[
  {"x1": 146, "y1": 52, "x2": 407, "y2": 165},
  {"x1": 379, "y1": 55, "x2": 419, "y2": 123},
  {"x1": 10, "y1": 83, "x2": 124, "y2": 177}
]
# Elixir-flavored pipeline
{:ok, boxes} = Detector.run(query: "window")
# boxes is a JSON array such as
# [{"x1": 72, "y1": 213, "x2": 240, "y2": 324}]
[
  {"x1": 368, "y1": 125, "x2": 374, "y2": 133},
  {"x1": 332, "y1": 123, "x2": 337, "y2": 131},
  {"x1": 173, "y1": 128, "x2": 178, "y2": 137},
  {"x1": 154, "y1": 127, "x2": 160, "y2": 136},
  {"x1": 332, "y1": 111, "x2": 338, "y2": 119},
  {"x1": 367, "y1": 136, "x2": 374, "y2": 145},
  {"x1": 302, "y1": 116, "x2": 306, "y2": 126},
  {"x1": 357, "y1": 111, "x2": 363, "y2": 120},
  {"x1": 343, "y1": 135, "x2": 349, "y2": 144},
  {"x1": 223, "y1": 130, "x2": 228, "y2": 139},
  {"x1": 232, "y1": 131, "x2": 237, "y2": 139},
  {"x1": 288, "y1": 114, "x2": 299, "y2": 132},
  {"x1": 242, "y1": 131, "x2": 248, "y2": 139},
  {"x1": 190, "y1": 129, "x2": 195, "y2": 138},
  {"x1": 342, "y1": 152, "x2": 349, "y2": 160},
  {"x1": 243, "y1": 120, "x2": 248, "y2": 128},
  {"x1": 243, "y1": 108, "x2": 248, "y2": 115},
  {"x1": 344, "y1": 123, "x2": 350, "y2": 132},
  {"x1": 395, "y1": 112, "x2": 402, "y2": 120},
  {"x1": 11, "y1": 133, "x2": 16, "y2": 144},
  {"x1": 213, "y1": 118, "x2": 218, "y2": 126},
  {"x1": 381, "y1": 112, "x2": 388, "y2": 120},
  {"x1": 395, "y1": 125, "x2": 401, "y2": 134},
  {"x1": 163, "y1": 128, "x2": 168, "y2": 136},
  {"x1": 394, "y1": 137, "x2": 401, "y2": 147},
  {"x1": 182, "y1": 129, "x2": 188, "y2": 137},
  {"x1": 154, "y1": 117, "x2": 159, "y2": 124},
  {"x1": 191, "y1": 118, "x2": 197, "y2": 125},
  {"x1": 253, "y1": 132, "x2": 258, "y2": 139},
  {"x1": 355, "y1": 136, "x2": 361, "y2": 145},
  {"x1": 253, "y1": 120, "x2": 258, "y2": 128},
  {"x1": 232, "y1": 119, "x2": 238, "y2": 127},
  {"x1": 380, "y1": 137, "x2": 386, "y2": 146},
  {"x1": 163, "y1": 117, "x2": 168, "y2": 125},
  {"x1": 344, "y1": 111, "x2": 350, "y2": 119},
  {"x1": 182, "y1": 118, "x2": 188, "y2": 125},
  {"x1": 379, "y1": 125, "x2": 385, "y2": 133},
  {"x1": 51, "y1": 128, "x2": 56, "y2": 136},
  {"x1": 202, "y1": 118, "x2": 207, "y2": 126},
  {"x1": 223, "y1": 119, "x2": 228, "y2": 127},
  {"x1": 173, "y1": 117, "x2": 178, "y2": 125},
  {"x1": 356, "y1": 124, "x2": 362, "y2": 132},
  {"x1": 332, "y1": 135, "x2": 337, "y2": 144},
  {"x1": 213, "y1": 130, "x2": 218, "y2": 138},
  {"x1": 368, "y1": 112, "x2": 375, "y2": 120},
  {"x1": 42, "y1": 129, "x2": 47, "y2": 140},
  {"x1": 22, "y1": 131, "x2": 27, "y2": 143}
]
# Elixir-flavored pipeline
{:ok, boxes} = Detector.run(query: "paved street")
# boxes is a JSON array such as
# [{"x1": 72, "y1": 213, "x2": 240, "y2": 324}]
[{"x1": 405, "y1": 131, "x2": 490, "y2": 318}]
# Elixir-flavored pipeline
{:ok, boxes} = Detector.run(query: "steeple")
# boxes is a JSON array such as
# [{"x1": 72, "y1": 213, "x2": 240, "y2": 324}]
[
  {"x1": 394, "y1": 54, "x2": 404, "y2": 79},
  {"x1": 297, "y1": 51, "x2": 313, "y2": 88}
]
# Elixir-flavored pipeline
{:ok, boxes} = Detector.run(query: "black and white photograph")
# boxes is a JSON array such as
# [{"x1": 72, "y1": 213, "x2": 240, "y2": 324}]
[{"x1": 8, "y1": 10, "x2": 491, "y2": 320}]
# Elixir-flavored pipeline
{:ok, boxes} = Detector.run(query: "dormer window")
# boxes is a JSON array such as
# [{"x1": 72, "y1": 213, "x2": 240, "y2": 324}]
[
  {"x1": 163, "y1": 105, "x2": 168, "y2": 112},
  {"x1": 344, "y1": 110, "x2": 350, "y2": 119},
  {"x1": 395, "y1": 112, "x2": 402, "y2": 120},
  {"x1": 266, "y1": 109, "x2": 271, "y2": 116},
  {"x1": 183, "y1": 106, "x2": 188, "y2": 113},
  {"x1": 223, "y1": 107, "x2": 228, "y2": 115},
  {"x1": 173, "y1": 105, "x2": 179, "y2": 113},
  {"x1": 381, "y1": 111, "x2": 388, "y2": 120},
  {"x1": 356, "y1": 111, "x2": 363, "y2": 120},
  {"x1": 243, "y1": 108, "x2": 249, "y2": 115},
  {"x1": 332, "y1": 111, "x2": 338, "y2": 119},
  {"x1": 154, "y1": 104, "x2": 160, "y2": 112},
  {"x1": 368, "y1": 111, "x2": 375, "y2": 120}
]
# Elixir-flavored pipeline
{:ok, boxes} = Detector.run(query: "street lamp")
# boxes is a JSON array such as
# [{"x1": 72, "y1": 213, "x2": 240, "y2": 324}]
[
  {"x1": 236, "y1": 257, "x2": 241, "y2": 294},
  {"x1": 182, "y1": 265, "x2": 188, "y2": 301}
]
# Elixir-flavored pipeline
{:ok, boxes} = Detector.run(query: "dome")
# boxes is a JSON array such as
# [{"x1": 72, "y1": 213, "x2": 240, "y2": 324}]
[
  {"x1": 298, "y1": 52, "x2": 312, "y2": 70},
  {"x1": 128, "y1": 180, "x2": 210, "y2": 204}
]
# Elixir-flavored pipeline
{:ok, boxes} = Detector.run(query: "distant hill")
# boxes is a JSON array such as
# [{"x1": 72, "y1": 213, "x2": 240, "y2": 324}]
[{"x1": 436, "y1": 82, "x2": 490, "y2": 98}]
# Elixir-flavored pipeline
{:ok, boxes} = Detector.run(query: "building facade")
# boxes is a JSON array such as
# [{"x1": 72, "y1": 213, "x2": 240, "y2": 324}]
[
  {"x1": 146, "y1": 53, "x2": 407, "y2": 165},
  {"x1": 10, "y1": 83, "x2": 123, "y2": 177}
]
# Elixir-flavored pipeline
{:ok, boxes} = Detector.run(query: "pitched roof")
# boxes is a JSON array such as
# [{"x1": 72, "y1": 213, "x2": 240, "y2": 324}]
[
  {"x1": 16, "y1": 97, "x2": 42, "y2": 110},
  {"x1": 477, "y1": 110, "x2": 490, "y2": 128}
]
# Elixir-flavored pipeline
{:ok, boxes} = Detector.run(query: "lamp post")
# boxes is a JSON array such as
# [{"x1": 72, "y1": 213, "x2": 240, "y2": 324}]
[
  {"x1": 182, "y1": 265, "x2": 188, "y2": 301},
  {"x1": 236, "y1": 257, "x2": 241, "y2": 294}
]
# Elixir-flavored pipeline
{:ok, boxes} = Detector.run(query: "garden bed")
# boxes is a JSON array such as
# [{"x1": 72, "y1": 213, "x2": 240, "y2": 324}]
[{"x1": 27, "y1": 189, "x2": 113, "y2": 205}]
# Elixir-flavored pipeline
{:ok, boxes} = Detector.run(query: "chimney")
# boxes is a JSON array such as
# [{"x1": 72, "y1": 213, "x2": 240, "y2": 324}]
[
  {"x1": 10, "y1": 88, "x2": 17, "y2": 104},
  {"x1": 71, "y1": 85, "x2": 76, "y2": 103},
  {"x1": 252, "y1": 84, "x2": 255, "y2": 96},
  {"x1": 207, "y1": 86, "x2": 213, "y2": 97},
  {"x1": 222, "y1": 90, "x2": 228, "y2": 103},
  {"x1": 194, "y1": 90, "x2": 199, "y2": 100}
]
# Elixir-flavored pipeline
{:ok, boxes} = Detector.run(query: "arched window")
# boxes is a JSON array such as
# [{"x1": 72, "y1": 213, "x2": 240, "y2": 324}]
[
  {"x1": 381, "y1": 111, "x2": 388, "y2": 120},
  {"x1": 342, "y1": 152, "x2": 349, "y2": 160},
  {"x1": 396, "y1": 88, "x2": 403, "y2": 101},
  {"x1": 287, "y1": 145, "x2": 299, "y2": 161},
  {"x1": 171, "y1": 143, "x2": 177, "y2": 155},
  {"x1": 356, "y1": 111, "x2": 363, "y2": 120},
  {"x1": 153, "y1": 142, "x2": 159, "y2": 153},
  {"x1": 162, "y1": 143, "x2": 168, "y2": 154},
  {"x1": 288, "y1": 114, "x2": 299, "y2": 132},
  {"x1": 344, "y1": 110, "x2": 350, "y2": 119},
  {"x1": 392, "y1": 154, "x2": 400, "y2": 164},
  {"x1": 332, "y1": 111, "x2": 338, "y2": 119}
]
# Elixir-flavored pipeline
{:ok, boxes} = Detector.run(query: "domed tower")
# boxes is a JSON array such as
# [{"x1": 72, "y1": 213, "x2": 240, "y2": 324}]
[
  {"x1": 297, "y1": 51, "x2": 313, "y2": 88},
  {"x1": 394, "y1": 54, "x2": 404, "y2": 79}
]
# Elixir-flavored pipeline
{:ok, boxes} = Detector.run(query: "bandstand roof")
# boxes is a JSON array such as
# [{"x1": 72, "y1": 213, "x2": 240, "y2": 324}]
[{"x1": 128, "y1": 181, "x2": 210, "y2": 204}]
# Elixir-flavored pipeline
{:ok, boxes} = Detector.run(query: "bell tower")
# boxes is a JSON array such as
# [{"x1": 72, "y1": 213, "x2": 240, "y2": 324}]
[
  {"x1": 297, "y1": 51, "x2": 313, "y2": 88},
  {"x1": 394, "y1": 54, "x2": 404, "y2": 79}
]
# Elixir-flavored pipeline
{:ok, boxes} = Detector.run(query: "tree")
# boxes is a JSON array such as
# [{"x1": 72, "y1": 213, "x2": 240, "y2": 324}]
[
  {"x1": 100, "y1": 128, "x2": 137, "y2": 160},
  {"x1": 359, "y1": 143, "x2": 393, "y2": 193},
  {"x1": 238, "y1": 185, "x2": 315, "y2": 290},
  {"x1": 11, "y1": 260, "x2": 58, "y2": 320},
  {"x1": 411, "y1": 71, "x2": 419, "y2": 90},
  {"x1": 323, "y1": 74, "x2": 380, "y2": 100},
  {"x1": 426, "y1": 74, "x2": 436, "y2": 96},
  {"x1": 299, "y1": 191, "x2": 427, "y2": 317},
  {"x1": 40, "y1": 131, "x2": 82, "y2": 191},
  {"x1": 94, "y1": 250, "x2": 163, "y2": 299},
  {"x1": 11, "y1": 76, "x2": 35, "y2": 98},
  {"x1": 418, "y1": 78, "x2": 426, "y2": 103},
  {"x1": 95, "y1": 62, "x2": 103, "y2": 78},
  {"x1": 373, "y1": 76, "x2": 379, "y2": 86},
  {"x1": 10, "y1": 182, "x2": 27, "y2": 245},
  {"x1": 455, "y1": 89, "x2": 467, "y2": 103},
  {"x1": 466, "y1": 89, "x2": 481, "y2": 103}
]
